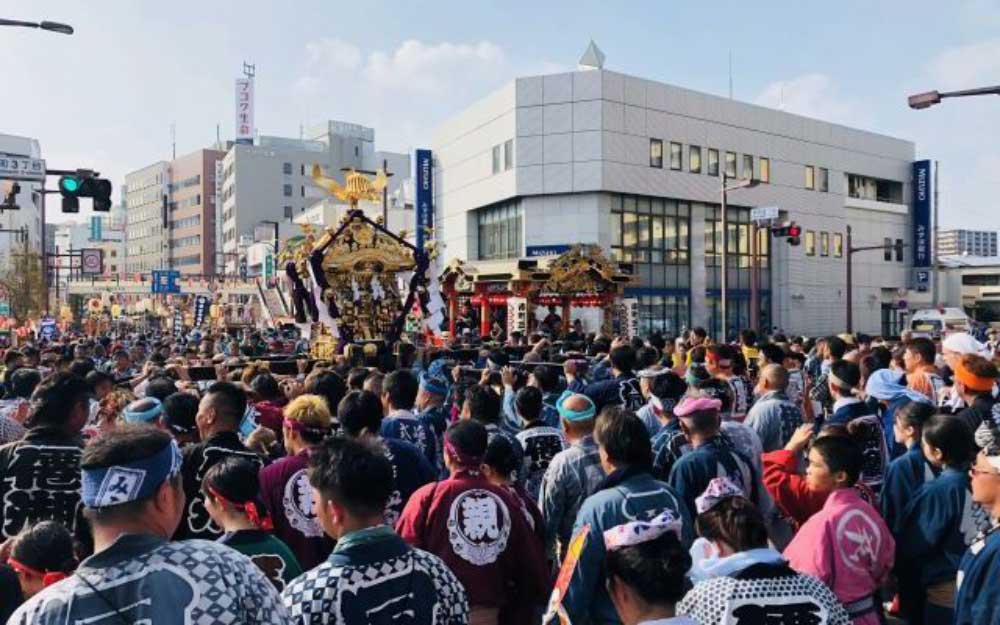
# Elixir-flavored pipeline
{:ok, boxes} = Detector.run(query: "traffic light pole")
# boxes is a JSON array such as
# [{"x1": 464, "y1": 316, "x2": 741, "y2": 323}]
[{"x1": 846, "y1": 224, "x2": 908, "y2": 333}]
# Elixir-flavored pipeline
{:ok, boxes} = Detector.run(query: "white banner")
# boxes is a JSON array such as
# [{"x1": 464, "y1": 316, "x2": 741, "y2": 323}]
[{"x1": 235, "y1": 78, "x2": 254, "y2": 144}]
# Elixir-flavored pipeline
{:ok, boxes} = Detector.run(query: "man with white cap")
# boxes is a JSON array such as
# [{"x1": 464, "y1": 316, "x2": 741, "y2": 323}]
[
  {"x1": 942, "y1": 332, "x2": 992, "y2": 412},
  {"x1": 8, "y1": 423, "x2": 287, "y2": 624}
]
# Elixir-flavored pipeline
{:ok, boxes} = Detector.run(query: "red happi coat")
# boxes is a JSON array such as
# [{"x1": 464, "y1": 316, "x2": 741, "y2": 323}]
[{"x1": 396, "y1": 469, "x2": 551, "y2": 612}]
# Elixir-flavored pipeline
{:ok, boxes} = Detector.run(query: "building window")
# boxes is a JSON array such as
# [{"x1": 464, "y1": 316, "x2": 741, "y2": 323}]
[
  {"x1": 895, "y1": 238, "x2": 904, "y2": 262},
  {"x1": 300, "y1": 164, "x2": 305, "y2": 175},
  {"x1": 707, "y1": 149, "x2": 719, "y2": 176},
  {"x1": 503, "y1": 139, "x2": 513, "y2": 170},
  {"x1": 284, "y1": 206, "x2": 293, "y2": 220},
  {"x1": 805, "y1": 166, "x2": 815, "y2": 190},
  {"x1": 689, "y1": 146, "x2": 702, "y2": 173},
  {"x1": 805, "y1": 231, "x2": 816, "y2": 256},
  {"x1": 669, "y1": 142, "x2": 682, "y2": 171},
  {"x1": 742, "y1": 155, "x2": 754, "y2": 180},
  {"x1": 301, "y1": 185, "x2": 305, "y2": 197},
  {"x1": 760, "y1": 157, "x2": 770, "y2": 183},
  {"x1": 820, "y1": 232, "x2": 830, "y2": 256},
  {"x1": 611, "y1": 194, "x2": 690, "y2": 268},
  {"x1": 818, "y1": 167, "x2": 829, "y2": 192},
  {"x1": 834, "y1": 233, "x2": 843, "y2": 257},
  {"x1": 883, "y1": 237, "x2": 892, "y2": 261},
  {"x1": 649, "y1": 139, "x2": 663, "y2": 168},
  {"x1": 725, "y1": 152, "x2": 737, "y2": 178},
  {"x1": 704, "y1": 205, "x2": 772, "y2": 339},
  {"x1": 283, "y1": 184, "x2": 292, "y2": 197},
  {"x1": 847, "y1": 174, "x2": 903, "y2": 203},
  {"x1": 477, "y1": 200, "x2": 522, "y2": 260},
  {"x1": 492, "y1": 145, "x2": 501, "y2": 174},
  {"x1": 282, "y1": 162, "x2": 292, "y2": 175}
]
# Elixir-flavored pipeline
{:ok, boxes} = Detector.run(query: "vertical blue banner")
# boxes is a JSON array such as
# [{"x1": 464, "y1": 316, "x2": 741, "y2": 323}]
[
  {"x1": 912, "y1": 160, "x2": 931, "y2": 268},
  {"x1": 415, "y1": 149, "x2": 433, "y2": 250},
  {"x1": 90, "y1": 216, "x2": 102, "y2": 241}
]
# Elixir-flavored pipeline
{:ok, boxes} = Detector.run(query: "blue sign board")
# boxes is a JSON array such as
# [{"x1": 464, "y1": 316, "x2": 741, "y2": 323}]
[
  {"x1": 151, "y1": 270, "x2": 181, "y2": 294},
  {"x1": 912, "y1": 160, "x2": 931, "y2": 268},
  {"x1": 194, "y1": 295, "x2": 210, "y2": 327},
  {"x1": 39, "y1": 316, "x2": 57, "y2": 340},
  {"x1": 526, "y1": 245, "x2": 571, "y2": 258},
  {"x1": 90, "y1": 216, "x2": 102, "y2": 241},
  {"x1": 415, "y1": 149, "x2": 433, "y2": 250}
]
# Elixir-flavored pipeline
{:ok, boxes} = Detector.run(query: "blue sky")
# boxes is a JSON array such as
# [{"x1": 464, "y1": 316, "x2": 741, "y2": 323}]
[{"x1": 3, "y1": 0, "x2": 998, "y2": 227}]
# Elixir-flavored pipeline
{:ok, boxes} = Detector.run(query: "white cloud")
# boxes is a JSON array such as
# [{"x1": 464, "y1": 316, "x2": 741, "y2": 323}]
[
  {"x1": 289, "y1": 38, "x2": 560, "y2": 153},
  {"x1": 753, "y1": 73, "x2": 864, "y2": 127},
  {"x1": 926, "y1": 38, "x2": 1000, "y2": 90}
]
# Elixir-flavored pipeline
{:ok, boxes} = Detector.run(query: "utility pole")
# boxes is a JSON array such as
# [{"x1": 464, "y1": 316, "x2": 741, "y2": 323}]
[
  {"x1": 846, "y1": 224, "x2": 908, "y2": 333},
  {"x1": 382, "y1": 158, "x2": 389, "y2": 225}
]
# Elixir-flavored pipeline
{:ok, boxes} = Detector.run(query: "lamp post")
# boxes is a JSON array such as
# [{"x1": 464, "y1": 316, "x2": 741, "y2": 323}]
[
  {"x1": 0, "y1": 18, "x2": 74, "y2": 34},
  {"x1": 719, "y1": 171, "x2": 759, "y2": 341},
  {"x1": 908, "y1": 85, "x2": 1000, "y2": 109}
]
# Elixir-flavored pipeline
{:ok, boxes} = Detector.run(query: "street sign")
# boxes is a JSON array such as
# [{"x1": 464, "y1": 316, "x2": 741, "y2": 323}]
[
  {"x1": 750, "y1": 206, "x2": 779, "y2": 222},
  {"x1": 80, "y1": 248, "x2": 103, "y2": 275},
  {"x1": 264, "y1": 253, "x2": 274, "y2": 280},
  {"x1": 526, "y1": 245, "x2": 571, "y2": 258},
  {"x1": 151, "y1": 270, "x2": 181, "y2": 294},
  {"x1": 0, "y1": 303, "x2": 9, "y2": 317},
  {"x1": 0, "y1": 156, "x2": 45, "y2": 182}
]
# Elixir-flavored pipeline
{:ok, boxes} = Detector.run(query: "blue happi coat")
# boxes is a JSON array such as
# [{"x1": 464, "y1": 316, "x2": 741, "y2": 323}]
[{"x1": 955, "y1": 526, "x2": 1000, "y2": 625}]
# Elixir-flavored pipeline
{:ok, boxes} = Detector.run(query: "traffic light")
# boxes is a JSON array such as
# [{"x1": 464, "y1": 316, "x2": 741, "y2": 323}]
[
  {"x1": 58, "y1": 172, "x2": 113, "y2": 213},
  {"x1": 1, "y1": 181, "x2": 20, "y2": 210},
  {"x1": 770, "y1": 221, "x2": 802, "y2": 246}
]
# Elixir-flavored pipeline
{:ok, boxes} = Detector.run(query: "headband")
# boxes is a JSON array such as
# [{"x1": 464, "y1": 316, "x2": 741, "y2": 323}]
[
  {"x1": 695, "y1": 476, "x2": 745, "y2": 514},
  {"x1": 706, "y1": 353, "x2": 732, "y2": 368},
  {"x1": 674, "y1": 396, "x2": 721, "y2": 418},
  {"x1": 205, "y1": 485, "x2": 273, "y2": 530},
  {"x1": 283, "y1": 418, "x2": 329, "y2": 436},
  {"x1": 828, "y1": 372, "x2": 859, "y2": 396},
  {"x1": 649, "y1": 395, "x2": 677, "y2": 415},
  {"x1": 420, "y1": 373, "x2": 449, "y2": 396},
  {"x1": 555, "y1": 391, "x2": 596, "y2": 422},
  {"x1": 81, "y1": 438, "x2": 182, "y2": 508},
  {"x1": 603, "y1": 509, "x2": 683, "y2": 552},
  {"x1": 7, "y1": 557, "x2": 69, "y2": 587},
  {"x1": 123, "y1": 398, "x2": 163, "y2": 424},
  {"x1": 444, "y1": 438, "x2": 483, "y2": 469},
  {"x1": 955, "y1": 360, "x2": 997, "y2": 393},
  {"x1": 637, "y1": 367, "x2": 671, "y2": 379}
]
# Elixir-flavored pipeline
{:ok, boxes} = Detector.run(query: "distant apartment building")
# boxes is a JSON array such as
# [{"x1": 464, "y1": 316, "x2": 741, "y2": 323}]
[
  {"x1": 219, "y1": 121, "x2": 410, "y2": 275},
  {"x1": 938, "y1": 229, "x2": 998, "y2": 258},
  {"x1": 167, "y1": 149, "x2": 225, "y2": 275},
  {"x1": 124, "y1": 161, "x2": 169, "y2": 274}
]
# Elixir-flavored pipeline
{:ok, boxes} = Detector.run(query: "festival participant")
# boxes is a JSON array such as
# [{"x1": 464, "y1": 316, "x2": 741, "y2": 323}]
[
  {"x1": 338, "y1": 390, "x2": 436, "y2": 525},
  {"x1": 0, "y1": 367, "x2": 37, "y2": 444},
  {"x1": 881, "y1": 401, "x2": 937, "y2": 533},
  {"x1": 584, "y1": 342, "x2": 644, "y2": 412},
  {"x1": 8, "y1": 424, "x2": 288, "y2": 624},
  {"x1": 461, "y1": 384, "x2": 524, "y2": 482},
  {"x1": 822, "y1": 360, "x2": 890, "y2": 493},
  {"x1": 6, "y1": 520, "x2": 77, "y2": 602},
  {"x1": 397, "y1": 419, "x2": 549, "y2": 625},
  {"x1": 379, "y1": 369, "x2": 437, "y2": 466},
  {"x1": 783, "y1": 435, "x2": 894, "y2": 625},
  {"x1": 562, "y1": 407, "x2": 691, "y2": 625},
  {"x1": 940, "y1": 332, "x2": 990, "y2": 411},
  {"x1": 250, "y1": 373, "x2": 289, "y2": 437},
  {"x1": 953, "y1": 353, "x2": 999, "y2": 431},
  {"x1": 602, "y1": 510, "x2": 696, "y2": 625},
  {"x1": 175, "y1": 381, "x2": 264, "y2": 540},
  {"x1": 896, "y1": 413, "x2": 979, "y2": 624},
  {"x1": 512, "y1": 385, "x2": 566, "y2": 501},
  {"x1": 865, "y1": 367, "x2": 932, "y2": 459},
  {"x1": 203, "y1": 456, "x2": 302, "y2": 591},
  {"x1": 122, "y1": 397, "x2": 162, "y2": 424},
  {"x1": 636, "y1": 367, "x2": 676, "y2": 435},
  {"x1": 954, "y1": 425, "x2": 1000, "y2": 624},
  {"x1": 303, "y1": 369, "x2": 347, "y2": 419},
  {"x1": 281, "y1": 435, "x2": 467, "y2": 624},
  {"x1": 258, "y1": 394, "x2": 336, "y2": 570},
  {"x1": 416, "y1": 370, "x2": 450, "y2": 440},
  {"x1": 745, "y1": 364, "x2": 803, "y2": 452},
  {"x1": 678, "y1": 483, "x2": 850, "y2": 625},
  {"x1": 526, "y1": 363, "x2": 562, "y2": 427},
  {"x1": 538, "y1": 391, "x2": 605, "y2": 563},
  {"x1": 704, "y1": 345, "x2": 752, "y2": 422},
  {"x1": 161, "y1": 391, "x2": 201, "y2": 446},
  {"x1": 646, "y1": 370, "x2": 690, "y2": 481},
  {"x1": 808, "y1": 335, "x2": 848, "y2": 419},
  {"x1": 0, "y1": 372, "x2": 89, "y2": 541},
  {"x1": 667, "y1": 396, "x2": 761, "y2": 520},
  {"x1": 904, "y1": 337, "x2": 946, "y2": 402}
]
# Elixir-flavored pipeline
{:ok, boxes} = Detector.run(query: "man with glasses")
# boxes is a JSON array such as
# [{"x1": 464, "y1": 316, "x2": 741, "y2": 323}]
[{"x1": 955, "y1": 424, "x2": 1000, "y2": 624}]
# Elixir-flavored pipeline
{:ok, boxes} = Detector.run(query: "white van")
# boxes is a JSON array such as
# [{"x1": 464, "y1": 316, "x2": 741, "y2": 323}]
[{"x1": 908, "y1": 308, "x2": 972, "y2": 339}]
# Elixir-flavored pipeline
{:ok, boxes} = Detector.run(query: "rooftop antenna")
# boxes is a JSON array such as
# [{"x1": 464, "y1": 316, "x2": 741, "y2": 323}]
[
  {"x1": 170, "y1": 122, "x2": 176, "y2": 159},
  {"x1": 728, "y1": 50, "x2": 733, "y2": 99},
  {"x1": 216, "y1": 123, "x2": 221, "y2": 148},
  {"x1": 242, "y1": 61, "x2": 255, "y2": 79}
]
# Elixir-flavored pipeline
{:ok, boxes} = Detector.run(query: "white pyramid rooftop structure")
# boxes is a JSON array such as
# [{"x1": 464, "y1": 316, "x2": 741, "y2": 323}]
[{"x1": 578, "y1": 40, "x2": 605, "y2": 71}]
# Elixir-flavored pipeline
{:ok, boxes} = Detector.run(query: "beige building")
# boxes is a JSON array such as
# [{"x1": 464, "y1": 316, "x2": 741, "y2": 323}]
[{"x1": 168, "y1": 149, "x2": 225, "y2": 275}]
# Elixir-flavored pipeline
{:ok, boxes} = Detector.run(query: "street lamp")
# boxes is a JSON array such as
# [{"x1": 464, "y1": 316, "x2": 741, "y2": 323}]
[
  {"x1": 0, "y1": 18, "x2": 74, "y2": 34},
  {"x1": 908, "y1": 85, "x2": 1000, "y2": 109},
  {"x1": 719, "y1": 172, "x2": 759, "y2": 341}
]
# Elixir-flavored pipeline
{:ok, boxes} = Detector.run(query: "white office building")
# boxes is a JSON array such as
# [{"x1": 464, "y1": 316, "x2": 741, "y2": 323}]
[
  {"x1": 219, "y1": 121, "x2": 411, "y2": 275},
  {"x1": 0, "y1": 133, "x2": 44, "y2": 266},
  {"x1": 432, "y1": 43, "x2": 926, "y2": 337},
  {"x1": 938, "y1": 229, "x2": 998, "y2": 258},
  {"x1": 124, "y1": 161, "x2": 169, "y2": 273}
]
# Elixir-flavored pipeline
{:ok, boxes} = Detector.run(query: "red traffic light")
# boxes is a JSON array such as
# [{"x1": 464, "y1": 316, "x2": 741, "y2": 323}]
[{"x1": 788, "y1": 224, "x2": 801, "y2": 237}]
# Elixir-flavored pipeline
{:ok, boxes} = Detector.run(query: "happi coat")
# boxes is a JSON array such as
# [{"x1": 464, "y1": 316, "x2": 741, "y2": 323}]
[{"x1": 258, "y1": 449, "x2": 334, "y2": 570}]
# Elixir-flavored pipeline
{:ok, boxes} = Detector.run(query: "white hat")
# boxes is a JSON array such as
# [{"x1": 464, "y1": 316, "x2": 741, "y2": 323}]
[{"x1": 942, "y1": 332, "x2": 986, "y2": 355}]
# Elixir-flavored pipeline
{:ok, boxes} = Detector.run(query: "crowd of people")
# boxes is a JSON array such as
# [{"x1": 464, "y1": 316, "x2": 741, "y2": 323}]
[{"x1": 1, "y1": 324, "x2": 1000, "y2": 624}]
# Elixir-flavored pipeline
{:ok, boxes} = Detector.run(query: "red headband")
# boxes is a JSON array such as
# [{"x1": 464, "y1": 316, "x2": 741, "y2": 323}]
[
  {"x1": 206, "y1": 485, "x2": 274, "y2": 530},
  {"x1": 283, "y1": 418, "x2": 328, "y2": 435},
  {"x1": 8, "y1": 557, "x2": 69, "y2": 587}
]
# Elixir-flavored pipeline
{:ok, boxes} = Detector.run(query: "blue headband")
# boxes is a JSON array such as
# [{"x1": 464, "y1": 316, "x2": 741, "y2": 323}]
[
  {"x1": 124, "y1": 398, "x2": 162, "y2": 424},
  {"x1": 420, "y1": 373, "x2": 448, "y2": 396},
  {"x1": 556, "y1": 390, "x2": 596, "y2": 422},
  {"x1": 81, "y1": 438, "x2": 182, "y2": 508}
]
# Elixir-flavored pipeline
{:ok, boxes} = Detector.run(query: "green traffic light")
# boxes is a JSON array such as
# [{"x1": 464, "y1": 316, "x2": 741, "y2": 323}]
[{"x1": 60, "y1": 176, "x2": 80, "y2": 193}]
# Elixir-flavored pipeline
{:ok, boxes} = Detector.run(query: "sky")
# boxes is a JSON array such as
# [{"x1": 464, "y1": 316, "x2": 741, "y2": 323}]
[{"x1": 2, "y1": 0, "x2": 998, "y2": 228}]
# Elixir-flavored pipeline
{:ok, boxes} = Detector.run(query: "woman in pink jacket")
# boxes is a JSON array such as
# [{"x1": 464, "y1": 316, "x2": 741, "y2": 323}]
[{"x1": 783, "y1": 434, "x2": 895, "y2": 625}]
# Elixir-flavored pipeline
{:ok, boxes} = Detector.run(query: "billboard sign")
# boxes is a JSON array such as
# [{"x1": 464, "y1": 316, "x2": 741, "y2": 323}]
[
  {"x1": 151, "y1": 270, "x2": 181, "y2": 294},
  {"x1": 415, "y1": 149, "x2": 433, "y2": 250},
  {"x1": 0, "y1": 155, "x2": 45, "y2": 182},
  {"x1": 912, "y1": 160, "x2": 931, "y2": 268},
  {"x1": 526, "y1": 245, "x2": 571, "y2": 258},
  {"x1": 235, "y1": 78, "x2": 254, "y2": 145}
]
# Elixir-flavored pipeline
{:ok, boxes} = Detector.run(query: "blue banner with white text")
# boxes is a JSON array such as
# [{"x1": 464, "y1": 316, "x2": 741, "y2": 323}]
[
  {"x1": 415, "y1": 149, "x2": 433, "y2": 251},
  {"x1": 912, "y1": 160, "x2": 931, "y2": 268}
]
